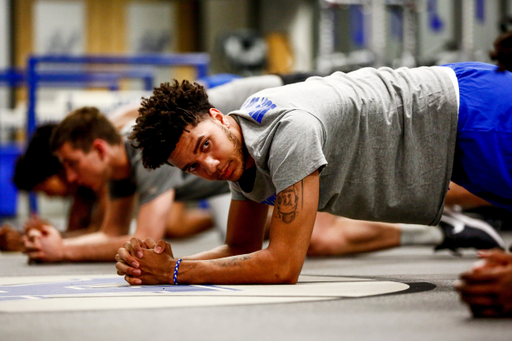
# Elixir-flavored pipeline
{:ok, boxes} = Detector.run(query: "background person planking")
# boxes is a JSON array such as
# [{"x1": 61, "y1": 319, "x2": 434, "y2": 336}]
[{"x1": 21, "y1": 107, "x2": 230, "y2": 262}]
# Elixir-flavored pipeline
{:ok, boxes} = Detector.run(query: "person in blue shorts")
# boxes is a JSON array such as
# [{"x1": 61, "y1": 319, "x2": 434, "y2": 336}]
[{"x1": 115, "y1": 61, "x2": 512, "y2": 286}]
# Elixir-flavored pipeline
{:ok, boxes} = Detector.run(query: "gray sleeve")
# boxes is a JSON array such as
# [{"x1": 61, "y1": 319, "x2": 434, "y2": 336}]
[
  {"x1": 268, "y1": 111, "x2": 328, "y2": 194},
  {"x1": 208, "y1": 75, "x2": 283, "y2": 114},
  {"x1": 228, "y1": 181, "x2": 249, "y2": 201},
  {"x1": 135, "y1": 165, "x2": 184, "y2": 206}
]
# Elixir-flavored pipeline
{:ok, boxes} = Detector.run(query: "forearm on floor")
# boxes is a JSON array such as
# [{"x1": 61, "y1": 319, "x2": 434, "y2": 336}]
[
  {"x1": 177, "y1": 248, "x2": 301, "y2": 285},
  {"x1": 62, "y1": 233, "x2": 134, "y2": 262}
]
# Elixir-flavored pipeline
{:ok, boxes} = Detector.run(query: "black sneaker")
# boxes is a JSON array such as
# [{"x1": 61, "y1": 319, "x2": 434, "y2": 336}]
[{"x1": 435, "y1": 208, "x2": 506, "y2": 254}]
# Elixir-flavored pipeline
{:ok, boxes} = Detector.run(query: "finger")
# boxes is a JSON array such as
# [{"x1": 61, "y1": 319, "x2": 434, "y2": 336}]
[
  {"x1": 130, "y1": 237, "x2": 146, "y2": 259},
  {"x1": 124, "y1": 275, "x2": 142, "y2": 286},
  {"x1": 26, "y1": 228, "x2": 42, "y2": 240},
  {"x1": 26, "y1": 251, "x2": 45, "y2": 261},
  {"x1": 115, "y1": 261, "x2": 141, "y2": 277},
  {"x1": 40, "y1": 225, "x2": 50, "y2": 236},
  {"x1": 23, "y1": 243, "x2": 42, "y2": 253},
  {"x1": 22, "y1": 236, "x2": 40, "y2": 250},
  {"x1": 144, "y1": 237, "x2": 156, "y2": 249},
  {"x1": 154, "y1": 240, "x2": 172, "y2": 256},
  {"x1": 471, "y1": 259, "x2": 496, "y2": 271},
  {"x1": 459, "y1": 290, "x2": 498, "y2": 304},
  {"x1": 117, "y1": 268, "x2": 141, "y2": 277},
  {"x1": 23, "y1": 234, "x2": 42, "y2": 252},
  {"x1": 117, "y1": 247, "x2": 140, "y2": 268},
  {"x1": 114, "y1": 253, "x2": 125, "y2": 263},
  {"x1": 457, "y1": 283, "x2": 499, "y2": 296},
  {"x1": 114, "y1": 255, "x2": 130, "y2": 266},
  {"x1": 24, "y1": 219, "x2": 44, "y2": 233},
  {"x1": 460, "y1": 270, "x2": 501, "y2": 283},
  {"x1": 123, "y1": 240, "x2": 134, "y2": 253},
  {"x1": 479, "y1": 249, "x2": 512, "y2": 265}
]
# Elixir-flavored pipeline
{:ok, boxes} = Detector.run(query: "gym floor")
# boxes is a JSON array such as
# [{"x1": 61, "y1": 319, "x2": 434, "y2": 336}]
[{"x1": 0, "y1": 228, "x2": 510, "y2": 340}]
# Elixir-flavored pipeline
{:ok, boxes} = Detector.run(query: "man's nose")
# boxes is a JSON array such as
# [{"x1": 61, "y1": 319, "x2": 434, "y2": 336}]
[
  {"x1": 203, "y1": 157, "x2": 219, "y2": 176},
  {"x1": 66, "y1": 169, "x2": 78, "y2": 183}
]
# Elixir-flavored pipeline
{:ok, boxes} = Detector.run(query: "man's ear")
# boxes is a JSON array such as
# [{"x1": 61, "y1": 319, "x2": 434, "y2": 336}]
[
  {"x1": 91, "y1": 139, "x2": 108, "y2": 160},
  {"x1": 208, "y1": 108, "x2": 229, "y2": 127}
]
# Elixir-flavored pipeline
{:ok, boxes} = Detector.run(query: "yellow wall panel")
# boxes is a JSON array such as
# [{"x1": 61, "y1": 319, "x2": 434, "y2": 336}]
[
  {"x1": 14, "y1": 0, "x2": 35, "y2": 68},
  {"x1": 87, "y1": 0, "x2": 126, "y2": 53}
]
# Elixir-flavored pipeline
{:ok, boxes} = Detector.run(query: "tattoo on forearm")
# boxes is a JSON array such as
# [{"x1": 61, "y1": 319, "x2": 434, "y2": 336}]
[
  {"x1": 275, "y1": 180, "x2": 303, "y2": 224},
  {"x1": 213, "y1": 255, "x2": 252, "y2": 267}
]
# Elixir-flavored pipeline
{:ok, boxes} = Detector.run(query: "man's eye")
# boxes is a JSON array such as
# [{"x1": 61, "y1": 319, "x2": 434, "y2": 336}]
[
  {"x1": 189, "y1": 163, "x2": 197, "y2": 172},
  {"x1": 203, "y1": 139, "x2": 210, "y2": 150}
]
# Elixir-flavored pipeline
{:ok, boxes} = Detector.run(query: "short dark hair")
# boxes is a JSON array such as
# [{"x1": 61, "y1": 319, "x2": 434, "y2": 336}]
[
  {"x1": 13, "y1": 123, "x2": 62, "y2": 191},
  {"x1": 490, "y1": 30, "x2": 512, "y2": 72},
  {"x1": 50, "y1": 107, "x2": 121, "y2": 153},
  {"x1": 129, "y1": 80, "x2": 213, "y2": 170}
]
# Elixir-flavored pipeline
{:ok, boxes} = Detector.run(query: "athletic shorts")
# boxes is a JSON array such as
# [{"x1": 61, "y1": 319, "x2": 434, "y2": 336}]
[{"x1": 444, "y1": 62, "x2": 512, "y2": 211}]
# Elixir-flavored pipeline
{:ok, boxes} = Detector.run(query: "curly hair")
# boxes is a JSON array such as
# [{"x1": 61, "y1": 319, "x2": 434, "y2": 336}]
[
  {"x1": 490, "y1": 30, "x2": 512, "y2": 72},
  {"x1": 129, "y1": 80, "x2": 213, "y2": 170},
  {"x1": 13, "y1": 123, "x2": 62, "y2": 191}
]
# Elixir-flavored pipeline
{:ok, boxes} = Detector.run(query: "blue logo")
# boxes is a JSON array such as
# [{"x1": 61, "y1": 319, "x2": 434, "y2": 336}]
[
  {"x1": 241, "y1": 97, "x2": 276, "y2": 123},
  {"x1": 262, "y1": 194, "x2": 276, "y2": 206}
]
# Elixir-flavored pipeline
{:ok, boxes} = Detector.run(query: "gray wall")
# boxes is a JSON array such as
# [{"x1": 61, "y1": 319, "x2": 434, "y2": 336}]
[
  {"x1": 199, "y1": 0, "x2": 252, "y2": 74},
  {"x1": 260, "y1": 0, "x2": 315, "y2": 72}
]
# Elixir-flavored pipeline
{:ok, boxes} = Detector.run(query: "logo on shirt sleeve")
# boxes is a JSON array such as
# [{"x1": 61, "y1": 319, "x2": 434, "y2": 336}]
[
  {"x1": 241, "y1": 97, "x2": 276, "y2": 123},
  {"x1": 261, "y1": 193, "x2": 276, "y2": 206}
]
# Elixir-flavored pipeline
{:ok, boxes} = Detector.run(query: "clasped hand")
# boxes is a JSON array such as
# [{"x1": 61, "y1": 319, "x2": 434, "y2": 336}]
[
  {"x1": 455, "y1": 249, "x2": 512, "y2": 317},
  {"x1": 115, "y1": 237, "x2": 176, "y2": 285},
  {"x1": 22, "y1": 217, "x2": 64, "y2": 262}
]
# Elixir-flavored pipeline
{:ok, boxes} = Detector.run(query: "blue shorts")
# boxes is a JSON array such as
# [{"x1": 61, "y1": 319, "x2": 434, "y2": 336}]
[{"x1": 443, "y1": 62, "x2": 512, "y2": 211}]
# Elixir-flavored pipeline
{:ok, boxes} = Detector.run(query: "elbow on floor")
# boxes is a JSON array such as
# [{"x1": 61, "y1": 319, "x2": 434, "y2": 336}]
[{"x1": 270, "y1": 266, "x2": 301, "y2": 284}]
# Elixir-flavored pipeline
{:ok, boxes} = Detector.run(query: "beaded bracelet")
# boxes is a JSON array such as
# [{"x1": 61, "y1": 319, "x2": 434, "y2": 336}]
[{"x1": 173, "y1": 258, "x2": 183, "y2": 285}]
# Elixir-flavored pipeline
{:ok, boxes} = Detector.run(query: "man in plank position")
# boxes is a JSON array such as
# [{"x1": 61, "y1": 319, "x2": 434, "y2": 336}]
[{"x1": 115, "y1": 62, "x2": 511, "y2": 285}]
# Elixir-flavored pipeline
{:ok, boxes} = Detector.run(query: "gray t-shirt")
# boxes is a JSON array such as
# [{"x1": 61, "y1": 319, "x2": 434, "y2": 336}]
[
  {"x1": 110, "y1": 140, "x2": 229, "y2": 206},
  {"x1": 228, "y1": 66, "x2": 459, "y2": 225}
]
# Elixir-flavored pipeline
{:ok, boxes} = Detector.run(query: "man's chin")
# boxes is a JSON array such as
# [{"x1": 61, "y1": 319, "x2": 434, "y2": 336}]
[{"x1": 229, "y1": 170, "x2": 243, "y2": 182}]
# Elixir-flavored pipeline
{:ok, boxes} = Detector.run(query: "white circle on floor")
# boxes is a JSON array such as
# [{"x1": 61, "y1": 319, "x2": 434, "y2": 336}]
[{"x1": 0, "y1": 274, "x2": 414, "y2": 312}]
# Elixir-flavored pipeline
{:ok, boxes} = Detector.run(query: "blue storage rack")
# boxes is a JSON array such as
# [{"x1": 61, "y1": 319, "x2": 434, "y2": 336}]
[
  {"x1": 0, "y1": 68, "x2": 23, "y2": 217},
  {"x1": 1, "y1": 52, "x2": 209, "y2": 216}
]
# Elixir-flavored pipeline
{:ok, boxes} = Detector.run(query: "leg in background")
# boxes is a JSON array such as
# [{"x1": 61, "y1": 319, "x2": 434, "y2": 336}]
[
  {"x1": 165, "y1": 202, "x2": 214, "y2": 239},
  {"x1": 307, "y1": 213, "x2": 401, "y2": 256}
]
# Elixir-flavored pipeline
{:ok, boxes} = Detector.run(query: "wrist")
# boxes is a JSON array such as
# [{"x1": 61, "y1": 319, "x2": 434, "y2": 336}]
[
  {"x1": 59, "y1": 242, "x2": 73, "y2": 262},
  {"x1": 173, "y1": 259, "x2": 183, "y2": 285}
]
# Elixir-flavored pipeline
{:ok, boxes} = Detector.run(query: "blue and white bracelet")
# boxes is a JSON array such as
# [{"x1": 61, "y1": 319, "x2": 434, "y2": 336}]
[{"x1": 173, "y1": 258, "x2": 183, "y2": 285}]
